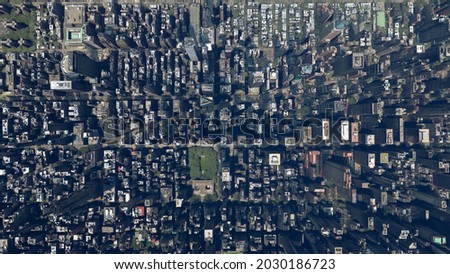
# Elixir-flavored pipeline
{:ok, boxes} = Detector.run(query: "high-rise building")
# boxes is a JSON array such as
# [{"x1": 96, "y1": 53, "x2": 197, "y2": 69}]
[
  {"x1": 323, "y1": 160, "x2": 352, "y2": 201},
  {"x1": 61, "y1": 51, "x2": 101, "y2": 78},
  {"x1": 189, "y1": 4, "x2": 201, "y2": 42},
  {"x1": 340, "y1": 120, "x2": 350, "y2": 143},
  {"x1": 184, "y1": 38, "x2": 200, "y2": 61},
  {"x1": 374, "y1": 127, "x2": 394, "y2": 145},
  {"x1": 98, "y1": 30, "x2": 118, "y2": 49},
  {"x1": 322, "y1": 119, "x2": 330, "y2": 143},
  {"x1": 351, "y1": 122, "x2": 359, "y2": 143},
  {"x1": 354, "y1": 150, "x2": 376, "y2": 169},
  {"x1": 418, "y1": 128, "x2": 430, "y2": 144},
  {"x1": 382, "y1": 116, "x2": 405, "y2": 143}
]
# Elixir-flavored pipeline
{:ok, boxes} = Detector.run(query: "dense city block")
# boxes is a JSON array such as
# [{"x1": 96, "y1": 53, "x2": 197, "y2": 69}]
[{"x1": 0, "y1": 0, "x2": 450, "y2": 254}]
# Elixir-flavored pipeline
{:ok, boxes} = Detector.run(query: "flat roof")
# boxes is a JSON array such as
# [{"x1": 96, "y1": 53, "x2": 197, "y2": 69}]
[
  {"x1": 376, "y1": 12, "x2": 385, "y2": 28},
  {"x1": 64, "y1": 5, "x2": 85, "y2": 26},
  {"x1": 191, "y1": 180, "x2": 214, "y2": 196},
  {"x1": 65, "y1": 27, "x2": 83, "y2": 43},
  {"x1": 50, "y1": 81, "x2": 72, "y2": 90}
]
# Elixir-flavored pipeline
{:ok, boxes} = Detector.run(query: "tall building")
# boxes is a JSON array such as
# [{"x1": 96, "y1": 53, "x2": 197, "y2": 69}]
[
  {"x1": 351, "y1": 122, "x2": 359, "y2": 143},
  {"x1": 323, "y1": 160, "x2": 352, "y2": 201},
  {"x1": 417, "y1": 20, "x2": 450, "y2": 43},
  {"x1": 353, "y1": 150, "x2": 376, "y2": 169},
  {"x1": 320, "y1": 118, "x2": 330, "y2": 144},
  {"x1": 98, "y1": 29, "x2": 118, "y2": 49},
  {"x1": 382, "y1": 116, "x2": 405, "y2": 143},
  {"x1": 418, "y1": 128, "x2": 430, "y2": 144},
  {"x1": 352, "y1": 52, "x2": 365, "y2": 69},
  {"x1": 189, "y1": 4, "x2": 201, "y2": 42},
  {"x1": 374, "y1": 127, "x2": 394, "y2": 145},
  {"x1": 184, "y1": 38, "x2": 200, "y2": 61},
  {"x1": 61, "y1": 51, "x2": 101, "y2": 78},
  {"x1": 320, "y1": 20, "x2": 345, "y2": 44},
  {"x1": 340, "y1": 120, "x2": 350, "y2": 143}
]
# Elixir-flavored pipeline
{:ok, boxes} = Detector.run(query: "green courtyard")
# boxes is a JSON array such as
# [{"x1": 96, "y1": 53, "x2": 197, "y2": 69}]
[
  {"x1": 188, "y1": 147, "x2": 218, "y2": 180},
  {"x1": 0, "y1": 1, "x2": 36, "y2": 52}
]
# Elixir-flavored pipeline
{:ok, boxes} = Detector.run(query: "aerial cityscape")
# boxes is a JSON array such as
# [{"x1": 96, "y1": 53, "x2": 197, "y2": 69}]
[{"x1": 0, "y1": 0, "x2": 450, "y2": 254}]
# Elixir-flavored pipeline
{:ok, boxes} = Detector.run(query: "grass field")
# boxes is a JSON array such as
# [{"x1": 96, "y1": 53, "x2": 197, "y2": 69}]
[
  {"x1": 188, "y1": 147, "x2": 218, "y2": 180},
  {"x1": 0, "y1": 1, "x2": 36, "y2": 52}
]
